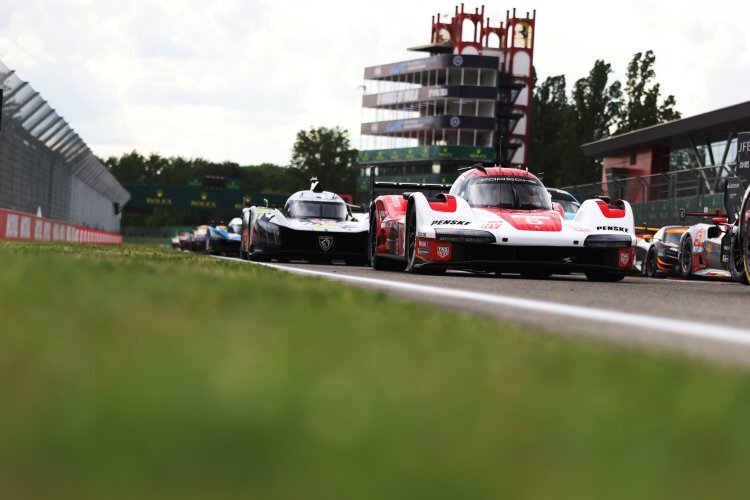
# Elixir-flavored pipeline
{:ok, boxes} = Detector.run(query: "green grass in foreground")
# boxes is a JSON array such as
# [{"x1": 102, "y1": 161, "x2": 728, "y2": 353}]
[{"x1": 1, "y1": 241, "x2": 750, "y2": 499}]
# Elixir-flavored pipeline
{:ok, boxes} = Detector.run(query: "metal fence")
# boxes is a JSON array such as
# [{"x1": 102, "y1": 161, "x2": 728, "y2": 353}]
[
  {"x1": 562, "y1": 165, "x2": 734, "y2": 227},
  {"x1": 0, "y1": 59, "x2": 129, "y2": 232}
]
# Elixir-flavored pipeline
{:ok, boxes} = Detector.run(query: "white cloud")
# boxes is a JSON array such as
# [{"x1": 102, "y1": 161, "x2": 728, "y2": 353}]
[{"x1": 2, "y1": 0, "x2": 750, "y2": 165}]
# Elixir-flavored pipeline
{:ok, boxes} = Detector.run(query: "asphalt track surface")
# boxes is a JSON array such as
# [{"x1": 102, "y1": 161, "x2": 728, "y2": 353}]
[{"x1": 216, "y1": 256, "x2": 750, "y2": 365}]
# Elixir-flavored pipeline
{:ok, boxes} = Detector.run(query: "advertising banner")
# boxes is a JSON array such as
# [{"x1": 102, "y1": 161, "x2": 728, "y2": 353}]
[
  {"x1": 362, "y1": 85, "x2": 497, "y2": 108},
  {"x1": 123, "y1": 185, "x2": 290, "y2": 211},
  {"x1": 0, "y1": 208, "x2": 122, "y2": 245},
  {"x1": 358, "y1": 145, "x2": 495, "y2": 164},
  {"x1": 364, "y1": 54, "x2": 499, "y2": 79}
]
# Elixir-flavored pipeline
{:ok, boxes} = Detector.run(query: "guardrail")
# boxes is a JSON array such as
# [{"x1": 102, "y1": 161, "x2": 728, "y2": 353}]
[
  {"x1": 561, "y1": 165, "x2": 734, "y2": 226},
  {"x1": 0, "y1": 208, "x2": 122, "y2": 245}
]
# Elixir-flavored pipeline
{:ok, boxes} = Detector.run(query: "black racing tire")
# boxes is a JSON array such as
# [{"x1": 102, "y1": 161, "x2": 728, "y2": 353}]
[
  {"x1": 740, "y1": 194, "x2": 750, "y2": 285},
  {"x1": 405, "y1": 202, "x2": 418, "y2": 273},
  {"x1": 369, "y1": 205, "x2": 406, "y2": 271},
  {"x1": 645, "y1": 248, "x2": 658, "y2": 278},
  {"x1": 584, "y1": 271, "x2": 626, "y2": 282},
  {"x1": 248, "y1": 246, "x2": 270, "y2": 262},
  {"x1": 249, "y1": 254, "x2": 271, "y2": 262},
  {"x1": 404, "y1": 201, "x2": 435, "y2": 275},
  {"x1": 729, "y1": 226, "x2": 749, "y2": 285},
  {"x1": 679, "y1": 235, "x2": 693, "y2": 279}
]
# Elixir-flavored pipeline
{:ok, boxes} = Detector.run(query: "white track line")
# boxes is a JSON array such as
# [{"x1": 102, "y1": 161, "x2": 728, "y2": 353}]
[{"x1": 216, "y1": 256, "x2": 750, "y2": 348}]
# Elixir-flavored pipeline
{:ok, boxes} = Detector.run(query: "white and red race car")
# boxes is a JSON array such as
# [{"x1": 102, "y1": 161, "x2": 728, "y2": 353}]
[{"x1": 368, "y1": 166, "x2": 636, "y2": 281}]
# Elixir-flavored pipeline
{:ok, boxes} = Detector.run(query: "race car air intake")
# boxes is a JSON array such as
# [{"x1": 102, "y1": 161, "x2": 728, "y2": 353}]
[
  {"x1": 434, "y1": 229, "x2": 496, "y2": 244},
  {"x1": 583, "y1": 234, "x2": 632, "y2": 248}
]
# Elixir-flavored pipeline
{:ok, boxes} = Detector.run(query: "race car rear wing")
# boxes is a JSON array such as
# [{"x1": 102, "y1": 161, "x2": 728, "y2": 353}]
[{"x1": 679, "y1": 209, "x2": 728, "y2": 219}]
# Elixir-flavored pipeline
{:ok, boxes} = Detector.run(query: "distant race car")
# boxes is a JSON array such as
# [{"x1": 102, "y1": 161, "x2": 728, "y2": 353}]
[
  {"x1": 172, "y1": 231, "x2": 192, "y2": 250},
  {"x1": 636, "y1": 225, "x2": 688, "y2": 277},
  {"x1": 369, "y1": 165, "x2": 636, "y2": 281},
  {"x1": 547, "y1": 187, "x2": 581, "y2": 220},
  {"x1": 240, "y1": 179, "x2": 369, "y2": 264},
  {"x1": 190, "y1": 225, "x2": 209, "y2": 252},
  {"x1": 205, "y1": 218, "x2": 242, "y2": 256}
]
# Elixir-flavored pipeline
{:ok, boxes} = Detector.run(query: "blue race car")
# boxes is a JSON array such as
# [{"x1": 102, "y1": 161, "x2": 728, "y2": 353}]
[
  {"x1": 205, "y1": 218, "x2": 242, "y2": 256},
  {"x1": 547, "y1": 188, "x2": 581, "y2": 220}
]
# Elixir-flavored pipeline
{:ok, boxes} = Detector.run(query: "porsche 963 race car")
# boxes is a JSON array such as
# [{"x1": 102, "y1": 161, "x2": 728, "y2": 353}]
[
  {"x1": 240, "y1": 179, "x2": 369, "y2": 264},
  {"x1": 368, "y1": 166, "x2": 636, "y2": 281}
]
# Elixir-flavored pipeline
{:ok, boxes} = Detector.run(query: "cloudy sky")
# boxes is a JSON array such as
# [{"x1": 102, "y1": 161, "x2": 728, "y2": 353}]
[{"x1": 2, "y1": 0, "x2": 750, "y2": 166}]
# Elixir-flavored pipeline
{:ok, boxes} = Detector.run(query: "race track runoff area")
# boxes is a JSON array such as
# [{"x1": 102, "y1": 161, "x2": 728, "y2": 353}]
[{"x1": 3, "y1": 240, "x2": 750, "y2": 499}]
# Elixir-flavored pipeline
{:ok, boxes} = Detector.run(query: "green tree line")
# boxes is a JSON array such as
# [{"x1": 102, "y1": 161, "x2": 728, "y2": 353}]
[
  {"x1": 105, "y1": 126, "x2": 359, "y2": 227},
  {"x1": 529, "y1": 50, "x2": 680, "y2": 187}
]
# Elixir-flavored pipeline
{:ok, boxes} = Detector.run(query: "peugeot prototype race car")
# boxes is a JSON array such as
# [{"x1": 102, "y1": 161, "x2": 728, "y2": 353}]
[
  {"x1": 369, "y1": 166, "x2": 636, "y2": 281},
  {"x1": 241, "y1": 179, "x2": 369, "y2": 264}
]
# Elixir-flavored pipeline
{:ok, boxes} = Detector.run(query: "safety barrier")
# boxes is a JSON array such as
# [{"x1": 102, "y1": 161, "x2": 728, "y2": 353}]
[{"x1": 0, "y1": 208, "x2": 122, "y2": 245}]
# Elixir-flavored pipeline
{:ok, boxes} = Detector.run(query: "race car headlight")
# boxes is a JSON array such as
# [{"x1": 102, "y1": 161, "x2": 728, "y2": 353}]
[
  {"x1": 583, "y1": 234, "x2": 632, "y2": 248},
  {"x1": 434, "y1": 229, "x2": 496, "y2": 244}
]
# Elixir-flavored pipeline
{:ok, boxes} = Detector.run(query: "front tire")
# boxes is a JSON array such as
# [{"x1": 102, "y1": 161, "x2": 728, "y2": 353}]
[
  {"x1": 740, "y1": 194, "x2": 750, "y2": 285},
  {"x1": 729, "y1": 226, "x2": 749, "y2": 284},
  {"x1": 679, "y1": 236, "x2": 693, "y2": 278},
  {"x1": 644, "y1": 248, "x2": 658, "y2": 278}
]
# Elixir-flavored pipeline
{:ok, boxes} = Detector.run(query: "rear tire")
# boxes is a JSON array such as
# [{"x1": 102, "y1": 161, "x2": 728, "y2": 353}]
[
  {"x1": 405, "y1": 203, "x2": 418, "y2": 273},
  {"x1": 584, "y1": 271, "x2": 625, "y2": 282},
  {"x1": 405, "y1": 202, "x2": 436, "y2": 274},
  {"x1": 369, "y1": 205, "x2": 406, "y2": 271},
  {"x1": 679, "y1": 236, "x2": 693, "y2": 278}
]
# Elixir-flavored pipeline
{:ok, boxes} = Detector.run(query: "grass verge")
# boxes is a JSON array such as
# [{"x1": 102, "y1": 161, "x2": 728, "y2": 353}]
[{"x1": 1, "y1": 241, "x2": 750, "y2": 499}]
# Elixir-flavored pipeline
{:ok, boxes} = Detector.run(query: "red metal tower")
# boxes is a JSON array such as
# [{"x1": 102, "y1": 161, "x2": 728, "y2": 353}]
[{"x1": 419, "y1": 5, "x2": 536, "y2": 167}]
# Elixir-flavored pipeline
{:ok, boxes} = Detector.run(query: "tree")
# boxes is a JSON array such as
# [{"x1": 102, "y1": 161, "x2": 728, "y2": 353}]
[
  {"x1": 529, "y1": 74, "x2": 577, "y2": 186},
  {"x1": 572, "y1": 60, "x2": 622, "y2": 142},
  {"x1": 529, "y1": 51, "x2": 681, "y2": 187},
  {"x1": 290, "y1": 126, "x2": 358, "y2": 195},
  {"x1": 565, "y1": 60, "x2": 623, "y2": 185},
  {"x1": 616, "y1": 50, "x2": 681, "y2": 134}
]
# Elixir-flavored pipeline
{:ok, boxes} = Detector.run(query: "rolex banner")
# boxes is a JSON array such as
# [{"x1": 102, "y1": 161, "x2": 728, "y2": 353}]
[{"x1": 736, "y1": 131, "x2": 750, "y2": 186}]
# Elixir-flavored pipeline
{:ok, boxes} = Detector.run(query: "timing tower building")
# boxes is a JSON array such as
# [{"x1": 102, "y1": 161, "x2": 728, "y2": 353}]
[{"x1": 358, "y1": 5, "x2": 535, "y2": 199}]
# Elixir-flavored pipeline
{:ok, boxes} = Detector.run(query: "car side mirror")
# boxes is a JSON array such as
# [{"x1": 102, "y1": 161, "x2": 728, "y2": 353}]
[
  {"x1": 552, "y1": 202, "x2": 565, "y2": 218},
  {"x1": 642, "y1": 234, "x2": 652, "y2": 242}
]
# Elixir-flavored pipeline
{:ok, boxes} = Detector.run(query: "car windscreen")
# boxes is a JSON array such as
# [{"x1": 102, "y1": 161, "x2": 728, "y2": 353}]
[
  {"x1": 664, "y1": 231, "x2": 684, "y2": 245},
  {"x1": 462, "y1": 177, "x2": 552, "y2": 210},
  {"x1": 285, "y1": 201, "x2": 347, "y2": 221},
  {"x1": 555, "y1": 199, "x2": 580, "y2": 214}
]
